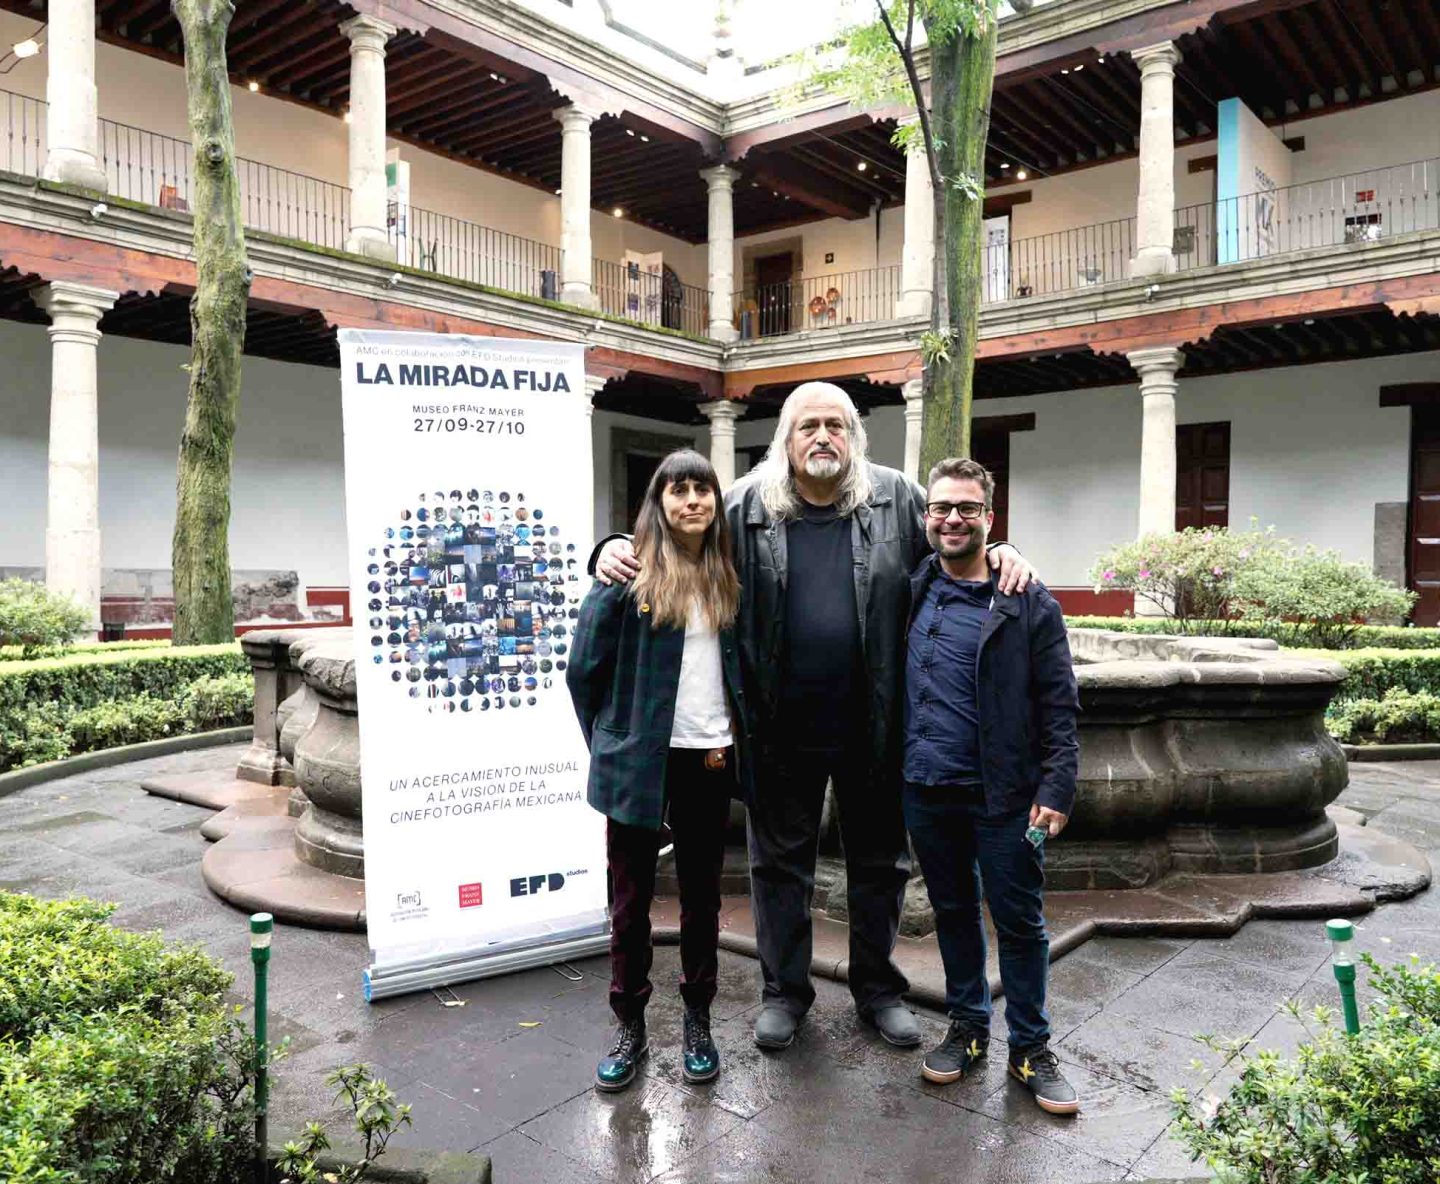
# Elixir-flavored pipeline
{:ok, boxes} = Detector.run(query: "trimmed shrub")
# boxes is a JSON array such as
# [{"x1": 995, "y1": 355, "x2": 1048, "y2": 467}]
[
  {"x1": 0, "y1": 580, "x2": 89, "y2": 657},
  {"x1": 1067, "y1": 616, "x2": 1440, "y2": 651},
  {"x1": 0, "y1": 639, "x2": 170, "y2": 663},
  {"x1": 66, "y1": 694, "x2": 189, "y2": 752},
  {"x1": 0, "y1": 644, "x2": 246, "y2": 721},
  {"x1": 1327, "y1": 689, "x2": 1440, "y2": 744},
  {"x1": 0, "y1": 702, "x2": 73, "y2": 772},
  {"x1": 1294, "y1": 648, "x2": 1440, "y2": 704},
  {"x1": 181, "y1": 673, "x2": 256, "y2": 731},
  {"x1": 1170, "y1": 954, "x2": 1440, "y2": 1183},
  {"x1": 0, "y1": 891, "x2": 256, "y2": 1184}
]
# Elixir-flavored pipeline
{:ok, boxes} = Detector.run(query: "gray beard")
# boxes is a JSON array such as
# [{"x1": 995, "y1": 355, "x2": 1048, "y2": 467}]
[{"x1": 803, "y1": 455, "x2": 842, "y2": 480}]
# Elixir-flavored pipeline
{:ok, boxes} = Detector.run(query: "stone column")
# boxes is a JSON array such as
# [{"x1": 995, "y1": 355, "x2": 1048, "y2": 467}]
[
  {"x1": 701, "y1": 165, "x2": 739, "y2": 342},
  {"x1": 897, "y1": 115, "x2": 935, "y2": 318},
  {"x1": 583, "y1": 374, "x2": 606, "y2": 416},
  {"x1": 42, "y1": 0, "x2": 107, "y2": 191},
  {"x1": 555, "y1": 104, "x2": 600, "y2": 309},
  {"x1": 1128, "y1": 346, "x2": 1184, "y2": 542},
  {"x1": 340, "y1": 14, "x2": 397, "y2": 261},
  {"x1": 699, "y1": 400, "x2": 745, "y2": 489},
  {"x1": 1130, "y1": 42, "x2": 1182, "y2": 278},
  {"x1": 237, "y1": 629, "x2": 309, "y2": 786},
  {"x1": 902, "y1": 378, "x2": 925, "y2": 481},
  {"x1": 37, "y1": 282, "x2": 117, "y2": 630}
]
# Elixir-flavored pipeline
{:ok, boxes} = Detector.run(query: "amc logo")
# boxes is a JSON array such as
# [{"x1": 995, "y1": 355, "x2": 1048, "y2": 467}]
[
  {"x1": 511, "y1": 872, "x2": 565, "y2": 897},
  {"x1": 396, "y1": 889, "x2": 422, "y2": 909}
]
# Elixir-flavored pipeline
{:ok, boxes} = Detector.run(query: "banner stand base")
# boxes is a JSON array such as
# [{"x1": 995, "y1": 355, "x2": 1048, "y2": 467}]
[{"x1": 363, "y1": 932, "x2": 611, "y2": 1002}]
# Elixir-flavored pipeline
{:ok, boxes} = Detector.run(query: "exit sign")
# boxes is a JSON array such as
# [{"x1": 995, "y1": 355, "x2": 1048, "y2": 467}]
[{"x1": 1355, "y1": 189, "x2": 1375, "y2": 202}]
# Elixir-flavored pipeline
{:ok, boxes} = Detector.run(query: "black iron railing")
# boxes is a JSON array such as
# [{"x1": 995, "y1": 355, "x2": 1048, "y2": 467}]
[
  {"x1": 398, "y1": 205, "x2": 560, "y2": 299},
  {"x1": 592, "y1": 256, "x2": 708, "y2": 335},
  {"x1": 736, "y1": 266, "x2": 902, "y2": 338},
  {"x1": 986, "y1": 216, "x2": 1136, "y2": 303},
  {"x1": 0, "y1": 89, "x2": 44, "y2": 178}
]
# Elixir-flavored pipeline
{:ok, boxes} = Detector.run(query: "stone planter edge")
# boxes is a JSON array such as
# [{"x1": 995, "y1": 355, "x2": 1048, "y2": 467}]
[
  {"x1": 0, "y1": 726, "x2": 251, "y2": 800},
  {"x1": 1343, "y1": 742, "x2": 1440, "y2": 762},
  {"x1": 268, "y1": 1136, "x2": 491, "y2": 1184}
]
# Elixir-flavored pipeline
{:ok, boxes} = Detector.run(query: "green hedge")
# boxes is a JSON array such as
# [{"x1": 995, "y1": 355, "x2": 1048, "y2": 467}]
[
  {"x1": 0, "y1": 891, "x2": 255, "y2": 1184},
  {"x1": 1290, "y1": 647, "x2": 1440, "y2": 704},
  {"x1": 0, "y1": 639, "x2": 170, "y2": 662},
  {"x1": 1328, "y1": 689, "x2": 1440, "y2": 744},
  {"x1": 0, "y1": 673, "x2": 253, "y2": 773},
  {"x1": 1067, "y1": 616, "x2": 1440, "y2": 651},
  {"x1": 0, "y1": 644, "x2": 246, "y2": 720}
]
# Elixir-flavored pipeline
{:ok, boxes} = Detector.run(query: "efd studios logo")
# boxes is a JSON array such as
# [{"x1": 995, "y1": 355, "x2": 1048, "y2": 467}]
[{"x1": 510, "y1": 868, "x2": 588, "y2": 898}]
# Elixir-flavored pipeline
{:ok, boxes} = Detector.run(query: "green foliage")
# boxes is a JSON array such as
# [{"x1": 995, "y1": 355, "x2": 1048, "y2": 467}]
[
  {"x1": 1067, "y1": 616, "x2": 1440, "y2": 651},
  {"x1": 1231, "y1": 545, "x2": 1416, "y2": 649},
  {"x1": 0, "y1": 580, "x2": 90, "y2": 657},
  {"x1": 276, "y1": 1064, "x2": 412, "y2": 1184},
  {"x1": 0, "y1": 639, "x2": 169, "y2": 663},
  {"x1": 949, "y1": 171, "x2": 984, "y2": 200},
  {"x1": 1089, "y1": 525, "x2": 1282, "y2": 629},
  {"x1": 920, "y1": 328, "x2": 953, "y2": 364},
  {"x1": 0, "y1": 643, "x2": 246, "y2": 718},
  {"x1": 1090, "y1": 526, "x2": 1416, "y2": 642},
  {"x1": 1302, "y1": 649, "x2": 1440, "y2": 704},
  {"x1": 1171, "y1": 955, "x2": 1440, "y2": 1183},
  {"x1": 0, "y1": 658, "x2": 253, "y2": 773},
  {"x1": 1327, "y1": 689, "x2": 1440, "y2": 744},
  {"x1": 0, "y1": 891, "x2": 257, "y2": 1184}
]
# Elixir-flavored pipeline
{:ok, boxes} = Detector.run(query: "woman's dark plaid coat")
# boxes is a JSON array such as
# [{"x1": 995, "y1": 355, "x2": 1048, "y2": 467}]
[{"x1": 567, "y1": 581, "x2": 754, "y2": 831}]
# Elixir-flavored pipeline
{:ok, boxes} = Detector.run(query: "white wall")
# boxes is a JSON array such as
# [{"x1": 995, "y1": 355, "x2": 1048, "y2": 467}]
[{"x1": 972, "y1": 350, "x2": 1420, "y2": 587}]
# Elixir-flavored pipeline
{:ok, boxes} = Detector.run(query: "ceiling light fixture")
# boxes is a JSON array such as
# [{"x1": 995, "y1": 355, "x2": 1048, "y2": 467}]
[
  {"x1": 640, "y1": 135, "x2": 649, "y2": 142},
  {"x1": 1073, "y1": 63, "x2": 1084, "y2": 72},
  {"x1": 613, "y1": 207, "x2": 624, "y2": 217},
  {"x1": 857, "y1": 160, "x2": 868, "y2": 171},
  {"x1": 1000, "y1": 161, "x2": 1010, "y2": 169},
  {"x1": 247, "y1": 80, "x2": 259, "y2": 92},
  {"x1": 1016, "y1": 169, "x2": 1028, "y2": 180},
  {"x1": 12, "y1": 38, "x2": 40, "y2": 58},
  {"x1": 1060, "y1": 67, "x2": 1069, "y2": 74},
  {"x1": 342, "y1": 110, "x2": 351, "y2": 123},
  {"x1": 625, "y1": 128, "x2": 635, "y2": 136}
]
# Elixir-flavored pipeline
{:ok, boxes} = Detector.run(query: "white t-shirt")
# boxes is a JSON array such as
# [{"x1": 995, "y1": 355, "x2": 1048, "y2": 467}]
[{"x1": 670, "y1": 599, "x2": 733, "y2": 748}]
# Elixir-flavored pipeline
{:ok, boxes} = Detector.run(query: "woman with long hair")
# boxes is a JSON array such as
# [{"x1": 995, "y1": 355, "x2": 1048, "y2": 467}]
[{"x1": 567, "y1": 448, "x2": 751, "y2": 1093}]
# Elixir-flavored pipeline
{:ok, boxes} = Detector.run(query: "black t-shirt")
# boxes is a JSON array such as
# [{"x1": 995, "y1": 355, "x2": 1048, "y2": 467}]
[{"x1": 779, "y1": 501, "x2": 864, "y2": 748}]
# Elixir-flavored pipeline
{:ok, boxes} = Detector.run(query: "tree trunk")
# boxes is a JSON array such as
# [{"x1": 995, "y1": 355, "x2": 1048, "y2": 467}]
[
  {"x1": 171, "y1": 0, "x2": 249, "y2": 645},
  {"x1": 919, "y1": 6, "x2": 999, "y2": 476}
]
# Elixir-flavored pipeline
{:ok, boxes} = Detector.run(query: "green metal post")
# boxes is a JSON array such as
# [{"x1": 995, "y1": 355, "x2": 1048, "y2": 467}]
[
  {"x1": 251, "y1": 912, "x2": 274, "y2": 1184},
  {"x1": 1326, "y1": 918, "x2": 1360, "y2": 1036}
]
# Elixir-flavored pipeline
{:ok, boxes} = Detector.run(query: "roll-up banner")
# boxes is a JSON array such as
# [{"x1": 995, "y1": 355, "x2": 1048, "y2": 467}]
[{"x1": 337, "y1": 329, "x2": 608, "y2": 1000}]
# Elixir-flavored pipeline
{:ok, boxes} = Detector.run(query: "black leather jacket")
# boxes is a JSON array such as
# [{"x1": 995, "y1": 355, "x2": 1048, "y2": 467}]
[{"x1": 724, "y1": 464, "x2": 930, "y2": 783}]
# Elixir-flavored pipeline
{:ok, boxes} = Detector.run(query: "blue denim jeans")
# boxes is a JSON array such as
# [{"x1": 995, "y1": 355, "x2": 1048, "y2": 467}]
[{"x1": 902, "y1": 783, "x2": 1050, "y2": 1050}]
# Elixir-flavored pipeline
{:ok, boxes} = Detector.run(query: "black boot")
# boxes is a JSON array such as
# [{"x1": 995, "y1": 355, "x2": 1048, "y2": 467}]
[
  {"x1": 595, "y1": 1016, "x2": 648, "y2": 1093},
  {"x1": 682, "y1": 1005, "x2": 720, "y2": 1083}
]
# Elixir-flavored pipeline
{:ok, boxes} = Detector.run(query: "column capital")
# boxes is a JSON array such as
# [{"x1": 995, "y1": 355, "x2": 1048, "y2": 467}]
[
  {"x1": 37, "y1": 281, "x2": 117, "y2": 330},
  {"x1": 555, "y1": 103, "x2": 602, "y2": 131},
  {"x1": 584, "y1": 374, "x2": 608, "y2": 398},
  {"x1": 1126, "y1": 345, "x2": 1185, "y2": 381},
  {"x1": 901, "y1": 377, "x2": 925, "y2": 405},
  {"x1": 1131, "y1": 41, "x2": 1181, "y2": 75},
  {"x1": 340, "y1": 14, "x2": 397, "y2": 51},
  {"x1": 698, "y1": 399, "x2": 745, "y2": 427},
  {"x1": 700, "y1": 163, "x2": 738, "y2": 191}
]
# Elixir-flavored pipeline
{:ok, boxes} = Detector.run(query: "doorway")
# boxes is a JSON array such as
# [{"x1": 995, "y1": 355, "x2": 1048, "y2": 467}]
[
  {"x1": 1408, "y1": 406, "x2": 1440, "y2": 625},
  {"x1": 1175, "y1": 422, "x2": 1231, "y2": 530},
  {"x1": 755, "y1": 252, "x2": 794, "y2": 337}
]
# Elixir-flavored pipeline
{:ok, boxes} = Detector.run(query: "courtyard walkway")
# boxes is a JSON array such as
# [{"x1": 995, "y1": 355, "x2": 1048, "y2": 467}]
[{"x1": 1, "y1": 747, "x2": 1437, "y2": 1183}]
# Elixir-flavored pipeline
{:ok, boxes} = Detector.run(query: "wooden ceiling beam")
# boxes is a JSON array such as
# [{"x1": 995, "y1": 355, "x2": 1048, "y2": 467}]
[
  {"x1": 790, "y1": 144, "x2": 897, "y2": 201},
  {"x1": 1014, "y1": 79, "x2": 1102, "y2": 154},
  {"x1": 227, "y1": 0, "x2": 301, "y2": 38},
  {"x1": 749, "y1": 154, "x2": 874, "y2": 220},
  {"x1": 461, "y1": 112, "x2": 564, "y2": 158},
  {"x1": 1037, "y1": 74, "x2": 1133, "y2": 148},
  {"x1": 1284, "y1": 6, "x2": 1348, "y2": 101},
  {"x1": 261, "y1": 37, "x2": 346, "y2": 90},
  {"x1": 286, "y1": 55, "x2": 355, "y2": 100},
  {"x1": 384, "y1": 54, "x2": 474, "y2": 104},
  {"x1": 1255, "y1": 16, "x2": 1327, "y2": 106},
  {"x1": 1344, "y1": 0, "x2": 1411, "y2": 86},
  {"x1": 126, "y1": 4, "x2": 176, "y2": 41},
  {"x1": 403, "y1": 89, "x2": 537, "y2": 142},
  {"x1": 230, "y1": 7, "x2": 336, "y2": 63},
  {"x1": 105, "y1": 0, "x2": 164, "y2": 30},
  {"x1": 390, "y1": 77, "x2": 492, "y2": 122},
  {"x1": 1322, "y1": 0, "x2": 1383, "y2": 96},
  {"x1": 241, "y1": 27, "x2": 345, "y2": 79},
  {"x1": 1216, "y1": 19, "x2": 1291, "y2": 115}
]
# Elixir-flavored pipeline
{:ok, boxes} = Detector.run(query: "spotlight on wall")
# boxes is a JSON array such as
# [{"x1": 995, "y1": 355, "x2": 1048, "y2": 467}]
[
  {"x1": 1015, "y1": 169, "x2": 1028, "y2": 180},
  {"x1": 12, "y1": 38, "x2": 40, "y2": 59},
  {"x1": 386, "y1": 272, "x2": 402, "y2": 288},
  {"x1": 612, "y1": 207, "x2": 625, "y2": 218},
  {"x1": 342, "y1": 109, "x2": 352, "y2": 124},
  {"x1": 247, "y1": 79, "x2": 260, "y2": 92},
  {"x1": 89, "y1": 202, "x2": 108, "y2": 220}
]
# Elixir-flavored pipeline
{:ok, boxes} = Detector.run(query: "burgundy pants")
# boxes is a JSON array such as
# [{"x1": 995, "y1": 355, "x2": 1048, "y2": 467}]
[{"x1": 607, "y1": 747, "x2": 733, "y2": 1021}]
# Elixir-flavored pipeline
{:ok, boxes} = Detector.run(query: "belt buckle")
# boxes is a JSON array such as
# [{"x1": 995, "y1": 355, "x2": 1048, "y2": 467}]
[{"x1": 704, "y1": 748, "x2": 727, "y2": 771}]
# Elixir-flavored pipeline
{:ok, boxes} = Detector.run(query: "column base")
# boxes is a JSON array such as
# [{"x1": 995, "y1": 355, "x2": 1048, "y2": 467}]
[
  {"x1": 895, "y1": 292, "x2": 932, "y2": 318},
  {"x1": 42, "y1": 154, "x2": 108, "y2": 194},
  {"x1": 708, "y1": 322, "x2": 739, "y2": 343},
  {"x1": 561, "y1": 286, "x2": 599, "y2": 311},
  {"x1": 1129, "y1": 248, "x2": 1176, "y2": 278},
  {"x1": 45, "y1": 526, "x2": 102, "y2": 631},
  {"x1": 345, "y1": 230, "x2": 397, "y2": 262}
]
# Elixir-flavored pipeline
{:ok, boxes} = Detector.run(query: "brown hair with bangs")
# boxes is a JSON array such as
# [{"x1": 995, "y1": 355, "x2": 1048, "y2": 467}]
[{"x1": 629, "y1": 449, "x2": 740, "y2": 630}]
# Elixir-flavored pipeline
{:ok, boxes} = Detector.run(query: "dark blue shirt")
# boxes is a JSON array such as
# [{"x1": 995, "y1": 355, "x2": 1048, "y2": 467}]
[{"x1": 903, "y1": 570, "x2": 992, "y2": 786}]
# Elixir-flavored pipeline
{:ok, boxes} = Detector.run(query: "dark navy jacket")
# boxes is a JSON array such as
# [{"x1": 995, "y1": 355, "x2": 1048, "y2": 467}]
[
  {"x1": 567, "y1": 581, "x2": 754, "y2": 831},
  {"x1": 905, "y1": 555, "x2": 1080, "y2": 818}
]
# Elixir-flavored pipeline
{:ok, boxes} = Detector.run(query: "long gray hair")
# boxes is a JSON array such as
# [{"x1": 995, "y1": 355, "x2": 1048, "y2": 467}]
[{"x1": 752, "y1": 381, "x2": 875, "y2": 521}]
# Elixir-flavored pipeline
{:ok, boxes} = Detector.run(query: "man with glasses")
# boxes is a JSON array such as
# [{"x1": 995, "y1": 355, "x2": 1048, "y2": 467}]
[
  {"x1": 592, "y1": 382, "x2": 1033, "y2": 1052},
  {"x1": 904, "y1": 457, "x2": 1080, "y2": 1114}
]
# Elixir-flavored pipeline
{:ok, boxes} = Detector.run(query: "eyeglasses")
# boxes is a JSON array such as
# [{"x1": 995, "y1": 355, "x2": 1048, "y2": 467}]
[{"x1": 925, "y1": 501, "x2": 988, "y2": 521}]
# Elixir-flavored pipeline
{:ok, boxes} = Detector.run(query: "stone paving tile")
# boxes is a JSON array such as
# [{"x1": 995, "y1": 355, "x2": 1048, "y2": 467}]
[
  {"x1": 1172, "y1": 923, "x2": 1331, "y2": 987},
  {"x1": 1128, "y1": 1120, "x2": 1210, "y2": 1182},
  {"x1": 1101, "y1": 950, "x2": 1297, "y2": 1045},
  {"x1": 1044, "y1": 954, "x2": 1145, "y2": 1042},
  {"x1": 519, "y1": 1075, "x2": 746, "y2": 1184},
  {"x1": 976, "y1": 1059, "x2": 1174, "y2": 1171},
  {"x1": 1060, "y1": 935, "x2": 1189, "y2": 978},
  {"x1": 480, "y1": 1129, "x2": 617, "y2": 1184},
  {"x1": 1053, "y1": 1010, "x2": 1231, "y2": 1098}
]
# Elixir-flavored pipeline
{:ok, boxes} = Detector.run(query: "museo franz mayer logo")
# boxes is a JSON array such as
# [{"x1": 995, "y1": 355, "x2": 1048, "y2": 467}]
[{"x1": 458, "y1": 882, "x2": 484, "y2": 908}]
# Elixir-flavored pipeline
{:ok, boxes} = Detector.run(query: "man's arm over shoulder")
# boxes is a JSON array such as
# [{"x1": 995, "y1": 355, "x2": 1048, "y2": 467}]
[
  {"x1": 566, "y1": 581, "x2": 627, "y2": 744},
  {"x1": 1028, "y1": 586, "x2": 1080, "y2": 817}
]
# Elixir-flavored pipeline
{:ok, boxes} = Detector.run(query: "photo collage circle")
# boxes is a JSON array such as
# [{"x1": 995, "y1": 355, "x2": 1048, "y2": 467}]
[{"x1": 366, "y1": 488, "x2": 583, "y2": 713}]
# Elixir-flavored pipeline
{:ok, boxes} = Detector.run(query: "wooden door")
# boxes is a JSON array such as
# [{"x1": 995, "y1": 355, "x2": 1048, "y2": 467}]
[
  {"x1": 971, "y1": 429, "x2": 1010, "y2": 544},
  {"x1": 1409, "y1": 407, "x2": 1440, "y2": 625},
  {"x1": 1175, "y1": 421, "x2": 1230, "y2": 530},
  {"x1": 755, "y1": 252, "x2": 794, "y2": 336}
]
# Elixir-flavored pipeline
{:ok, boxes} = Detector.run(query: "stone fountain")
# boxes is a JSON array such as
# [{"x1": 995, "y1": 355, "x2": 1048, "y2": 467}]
[{"x1": 154, "y1": 624, "x2": 1428, "y2": 938}]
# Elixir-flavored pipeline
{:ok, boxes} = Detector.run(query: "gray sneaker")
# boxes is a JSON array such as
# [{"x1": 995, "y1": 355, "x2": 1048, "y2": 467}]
[
  {"x1": 753, "y1": 1005, "x2": 799, "y2": 1050},
  {"x1": 863, "y1": 1004, "x2": 922, "y2": 1048}
]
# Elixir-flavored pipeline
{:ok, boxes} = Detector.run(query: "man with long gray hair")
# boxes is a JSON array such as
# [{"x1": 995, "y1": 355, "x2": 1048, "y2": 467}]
[{"x1": 593, "y1": 381, "x2": 1032, "y2": 1050}]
